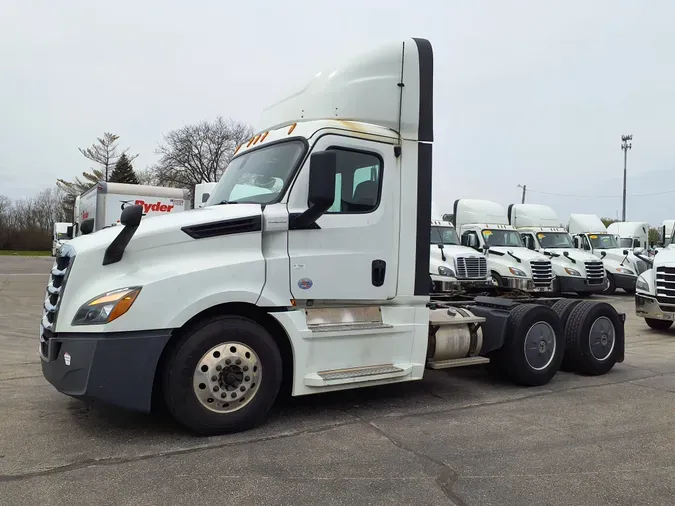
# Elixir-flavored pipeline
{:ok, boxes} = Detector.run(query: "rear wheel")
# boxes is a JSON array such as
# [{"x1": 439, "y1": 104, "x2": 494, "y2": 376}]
[
  {"x1": 551, "y1": 299, "x2": 583, "y2": 372},
  {"x1": 564, "y1": 301, "x2": 622, "y2": 375},
  {"x1": 602, "y1": 274, "x2": 616, "y2": 295},
  {"x1": 495, "y1": 304, "x2": 564, "y2": 386},
  {"x1": 645, "y1": 318, "x2": 673, "y2": 331},
  {"x1": 162, "y1": 315, "x2": 282, "y2": 435}
]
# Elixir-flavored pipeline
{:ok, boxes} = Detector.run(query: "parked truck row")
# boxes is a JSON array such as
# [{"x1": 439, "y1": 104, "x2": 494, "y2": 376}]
[{"x1": 41, "y1": 37, "x2": 627, "y2": 434}]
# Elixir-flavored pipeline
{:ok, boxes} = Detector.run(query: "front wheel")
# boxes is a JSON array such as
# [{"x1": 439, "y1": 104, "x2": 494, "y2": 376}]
[
  {"x1": 645, "y1": 318, "x2": 674, "y2": 331},
  {"x1": 602, "y1": 274, "x2": 616, "y2": 295},
  {"x1": 162, "y1": 315, "x2": 283, "y2": 435}
]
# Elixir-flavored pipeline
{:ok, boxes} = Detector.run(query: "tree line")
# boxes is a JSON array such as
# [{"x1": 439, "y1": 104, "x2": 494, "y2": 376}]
[{"x1": 0, "y1": 117, "x2": 253, "y2": 251}]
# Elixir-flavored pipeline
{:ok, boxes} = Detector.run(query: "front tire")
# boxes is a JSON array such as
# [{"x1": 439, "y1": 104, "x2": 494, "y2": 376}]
[
  {"x1": 496, "y1": 304, "x2": 564, "y2": 386},
  {"x1": 645, "y1": 318, "x2": 674, "y2": 331},
  {"x1": 602, "y1": 273, "x2": 616, "y2": 295},
  {"x1": 162, "y1": 315, "x2": 282, "y2": 435},
  {"x1": 564, "y1": 301, "x2": 622, "y2": 375}
]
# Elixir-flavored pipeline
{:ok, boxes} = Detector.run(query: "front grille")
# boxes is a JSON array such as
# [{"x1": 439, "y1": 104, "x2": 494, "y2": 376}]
[
  {"x1": 584, "y1": 261, "x2": 605, "y2": 285},
  {"x1": 455, "y1": 256, "x2": 488, "y2": 279},
  {"x1": 656, "y1": 266, "x2": 675, "y2": 307},
  {"x1": 635, "y1": 260, "x2": 648, "y2": 275},
  {"x1": 530, "y1": 260, "x2": 553, "y2": 287},
  {"x1": 40, "y1": 248, "x2": 75, "y2": 358}
]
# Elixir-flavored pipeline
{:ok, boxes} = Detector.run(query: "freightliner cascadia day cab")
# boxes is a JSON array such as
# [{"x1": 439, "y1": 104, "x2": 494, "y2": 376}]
[
  {"x1": 453, "y1": 199, "x2": 555, "y2": 293},
  {"x1": 429, "y1": 219, "x2": 492, "y2": 292},
  {"x1": 636, "y1": 225, "x2": 675, "y2": 330},
  {"x1": 40, "y1": 38, "x2": 625, "y2": 434},
  {"x1": 607, "y1": 221, "x2": 649, "y2": 250},
  {"x1": 508, "y1": 204, "x2": 606, "y2": 296},
  {"x1": 656, "y1": 219, "x2": 675, "y2": 251},
  {"x1": 73, "y1": 182, "x2": 191, "y2": 237},
  {"x1": 568, "y1": 214, "x2": 648, "y2": 294}
]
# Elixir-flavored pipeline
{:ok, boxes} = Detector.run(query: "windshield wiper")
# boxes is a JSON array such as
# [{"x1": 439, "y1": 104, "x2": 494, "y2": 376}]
[{"x1": 216, "y1": 200, "x2": 239, "y2": 205}]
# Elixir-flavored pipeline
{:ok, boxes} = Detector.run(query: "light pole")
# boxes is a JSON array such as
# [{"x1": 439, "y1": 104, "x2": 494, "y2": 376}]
[
  {"x1": 621, "y1": 134, "x2": 632, "y2": 221},
  {"x1": 517, "y1": 184, "x2": 527, "y2": 204}
]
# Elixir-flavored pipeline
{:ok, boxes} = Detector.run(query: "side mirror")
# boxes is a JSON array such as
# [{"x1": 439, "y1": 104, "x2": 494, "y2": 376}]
[
  {"x1": 438, "y1": 244, "x2": 444, "y2": 250},
  {"x1": 293, "y1": 151, "x2": 337, "y2": 229},
  {"x1": 121, "y1": 204, "x2": 143, "y2": 227},
  {"x1": 66, "y1": 226, "x2": 74, "y2": 239},
  {"x1": 80, "y1": 218, "x2": 95, "y2": 235},
  {"x1": 623, "y1": 249, "x2": 629, "y2": 256}
]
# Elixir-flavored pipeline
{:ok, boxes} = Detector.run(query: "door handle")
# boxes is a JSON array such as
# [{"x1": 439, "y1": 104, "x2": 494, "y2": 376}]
[{"x1": 372, "y1": 259, "x2": 386, "y2": 287}]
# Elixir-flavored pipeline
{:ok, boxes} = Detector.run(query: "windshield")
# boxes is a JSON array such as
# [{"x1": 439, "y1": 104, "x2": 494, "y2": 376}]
[
  {"x1": 588, "y1": 233, "x2": 619, "y2": 249},
  {"x1": 618, "y1": 237, "x2": 634, "y2": 248},
  {"x1": 537, "y1": 232, "x2": 573, "y2": 249},
  {"x1": 482, "y1": 229, "x2": 523, "y2": 247},
  {"x1": 207, "y1": 140, "x2": 306, "y2": 206},
  {"x1": 55, "y1": 233, "x2": 69, "y2": 241},
  {"x1": 430, "y1": 226, "x2": 460, "y2": 245}
]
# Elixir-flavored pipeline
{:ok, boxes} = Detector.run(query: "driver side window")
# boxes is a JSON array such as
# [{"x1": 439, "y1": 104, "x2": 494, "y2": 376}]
[
  {"x1": 521, "y1": 233, "x2": 535, "y2": 250},
  {"x1": 461, "y1": 231, "x2": 480, "y2": 249},
  {"x1": 323, "y1": 148, "x2": 382, "y2": 214}
]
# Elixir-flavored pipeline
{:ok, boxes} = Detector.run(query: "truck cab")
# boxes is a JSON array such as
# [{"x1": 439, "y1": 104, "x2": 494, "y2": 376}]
[
  {"x1": 636, "y1": 224, "x2": 675, "y2": 330},
  {"x1": 454, "y1": 199, "x2": 554, "y2": 293},
  {"x1": 568, "y1": 214, "x2": 647, "y2": 294},
  {"x1": 655, "y1": 219, "x2": 675, "y2": 253},
  {"x1": 52, "y1": 222, "x2": 73, "y2": 256},
  {"x1": 607, "y1": 221, "x2": 649, "y2": 250},
  {"x1": 508, "y1": 204, "x2": 606, "y2": 295},
  {"x1": 429, "y1": 220, "x2": 492, "y2": 292}
]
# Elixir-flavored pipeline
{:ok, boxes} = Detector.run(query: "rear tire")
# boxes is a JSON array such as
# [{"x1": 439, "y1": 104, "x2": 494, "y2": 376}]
[
  {"x1": 645, "y1": 318, "x2": 674, "y2": 331},
  {"x1": 496, "y1": 304, "x2": 564, "y2": 386},
  {"x1": 564, "y1": 301, "x2": 622, "y2": 375},
  {"x1": 602, "y1": 274, "x2": 616, "y2": 295},
  {"x1": 162, "y1": 315, "x2": 282, "y2": 435},
  {"x1": 551, "y1": 299, "x2": 583, "y2": 372}
]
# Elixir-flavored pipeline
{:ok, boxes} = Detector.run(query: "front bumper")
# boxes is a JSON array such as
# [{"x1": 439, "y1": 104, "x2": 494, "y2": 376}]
[
  {"x1": 635, "y1": 294, "x2": 675, "y2": 321},
  {"x1": 558, "y1": 276, "x2": 607, "y2": 294},
  {"x1": 430, "y1": 274, "x2": 460, "y2": 293},
  {"x1": 41, "y1": 329, "x2": 172, "y2": 412},
  {"x1": 614, "y1": 272, "x2": 637, "y2": 291},
  {"x1": 457, "y1": 278, "x2": 494, "y2": 291},
  {"x1": 503, "y1": 276, "x2": 554, "y2": 293}
]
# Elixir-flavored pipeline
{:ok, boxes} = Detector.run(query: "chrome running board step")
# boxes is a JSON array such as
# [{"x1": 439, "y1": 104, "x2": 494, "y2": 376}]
[
  {"x1": 304, "y1": 363, "x2": 412, "y2": 387},
  {"x1": 426, "y1": 356, "x2": 490, "y2": 370}
]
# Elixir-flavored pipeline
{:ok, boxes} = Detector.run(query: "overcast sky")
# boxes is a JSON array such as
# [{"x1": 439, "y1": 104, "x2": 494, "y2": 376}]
[{"x1": 1, "y1": 0, "x2": 674, "y2": 226}]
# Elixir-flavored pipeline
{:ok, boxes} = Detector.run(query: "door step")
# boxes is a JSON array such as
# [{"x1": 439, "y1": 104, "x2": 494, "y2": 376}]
[
  {"x1": 426, "y1": 356, "x2": 490, "y2": 370},
  {"x1": 304, "y1": 363, "x2": 411, "y2": 386},
  {"x1": 308, "y1": 321, "x2": 393, "y2": 333}
]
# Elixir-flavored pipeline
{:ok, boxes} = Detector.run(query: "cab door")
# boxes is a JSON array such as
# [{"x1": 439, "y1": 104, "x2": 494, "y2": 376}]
[{"x1": 286, "y1": 135, "x2": 399, "y2": 301}]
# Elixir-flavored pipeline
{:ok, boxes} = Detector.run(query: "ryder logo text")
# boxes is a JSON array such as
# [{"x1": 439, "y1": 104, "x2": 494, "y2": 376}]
[{"x1": 134, "y1": 200, "x2": 175, "y2": 214}]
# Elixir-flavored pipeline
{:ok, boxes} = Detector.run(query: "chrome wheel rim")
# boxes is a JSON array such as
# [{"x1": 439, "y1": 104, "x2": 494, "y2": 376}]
[
  {"x1": 524, "y1": 322, "x2": 557, "y2": 371},
  {"x1": 589, "y1": 316, "x2": 615, "y2": 361},
  {"x1": 193, "y1": 342, "x2": 261, "y2": 413}
]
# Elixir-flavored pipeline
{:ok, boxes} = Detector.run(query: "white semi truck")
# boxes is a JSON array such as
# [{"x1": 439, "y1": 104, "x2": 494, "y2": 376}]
[
  {"x1": 636, "y1": 224, "x2": 675, "y2": 330},
  {"x1": 656, "y1": 219, "x2": 675, "y2": 250},
  {"x1": 429, "y1": 219, "x2": 492, "y2": 292},
  {"x1": 72, "y1": 182, "x2": 191, "y2": 237},
  {"x1": 568, "y1": 214, "x2": 648, "y2": 294},
  {"x1": 607, "y1": 221, "x2": 649, "y2": 250},
  {"x1": 52, "y1": 222, "x2": 73, "y2": 257},
  {"x1": 453, "y1": 199, "x2": 555, "y2": 293},
  {"x1": 39, "y1": 38, "x2": 625, "y2": 434},
  {"x1": 508, "y1": 204, "x2": 606, "y2": 296},
  {"x1": 195, "y1": 182, "x2": 218, "y2": 209}
]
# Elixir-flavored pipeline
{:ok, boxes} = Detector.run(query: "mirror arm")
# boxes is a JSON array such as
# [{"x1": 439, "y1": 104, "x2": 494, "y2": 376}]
[{"x1": 290, "y1": 204, "x2": 329, "y2": 230}]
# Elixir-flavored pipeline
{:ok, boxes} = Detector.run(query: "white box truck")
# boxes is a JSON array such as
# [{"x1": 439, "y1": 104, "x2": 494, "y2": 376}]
[
  {"x1": 568, "y1": 214, "x2": 648, "y2": 294},
  {"x1": 73, "y1": 181, "x2": 191, "y2": 236},
  {"x1": 39, "y1": 38, "x2": 625, "y2": 434},
  {"x1": 429, "y1": 219, "x2": 492, "y2": 292},
  {"x1": 508, "y1": 204, "x2": 606, "y2": 295},
  {"x1": 607, "y1": 221, "x2": 649, "y2": 250},
  {"x1": 453, "y1": 199, "x2": 555, "y2": 293}
]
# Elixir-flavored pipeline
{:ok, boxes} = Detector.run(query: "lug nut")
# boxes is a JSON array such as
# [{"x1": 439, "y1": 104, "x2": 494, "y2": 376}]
[
  {"x1": 240, "y1": 386, "x2": 245, "y2": 392},
  {"x1": 245, "y1": 376, "x2": 250, "y2": 382},
  {"x1": 211, "y1": 375, "x2": 217, "y2": 381},
  {"x1": 221, "y1": 393, "x2": 227, "y2": 398},
  {"x1": 235, "y1": 358, "x2": 241, "y2": 365},
  {"x1": 213, "y1": 386, "x2": 219, "y2": 392},
  {"x1": 225, "y1": 359, "x2": 231, "y2": 365},
  {"x1": 231, "y1": 392, "x2": 237, "y2": 399},
  {"x1": 215, "y1": 365, "x2": 222, "y2": 371},
  {"x1": 243, "y1": 366, "x2": 249, "y2": 372}
]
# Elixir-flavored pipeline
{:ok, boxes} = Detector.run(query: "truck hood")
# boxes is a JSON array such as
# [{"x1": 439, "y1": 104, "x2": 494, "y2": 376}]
[
  {"x1": 652, "y1": 247, "x2": 675, "y2": 269},
  {"x1": 432, "y1": 244, "x2": 484, "y2": 259},
  {"x1": 66, "y1": 204, "x2": 262, "y2": 256},
  {"x1": 543, "y1": 248, "x2": 599, "y2": 263}
]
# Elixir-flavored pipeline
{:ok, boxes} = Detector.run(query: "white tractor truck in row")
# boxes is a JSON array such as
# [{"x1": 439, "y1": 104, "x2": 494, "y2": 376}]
[
  {"x1": 636, "y1": 224, "x2": 675, "y2": 330},
  {"x1": 39, "y1": 38, "x2": 625, "y2": 434},
  {"x1": 656, "y1": 219, "x2": 675, "y2": 251},
  {"x1": 52, "y1": 222, "x2": 73, "y2": 257},
  {"x1": 452, "y1": 199, "x2": 555, "y2": 293},
  {"x1": 508, "y1": 204, "x2": 607, "y2": 296},
  {"x1": 607, "y1": 221, "x2": 649, "y2": 250},
  {"x1": 568, "y1": 214, "x2": 648, "y2": 294},
  {"x1": 429, "y1": 219, "x2": 492, "y2": 293}
]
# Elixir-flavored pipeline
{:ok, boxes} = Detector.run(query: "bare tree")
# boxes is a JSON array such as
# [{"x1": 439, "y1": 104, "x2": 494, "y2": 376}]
[
  {"x1": 151, "y1": 117, "x2": 253, "y2": 189},
  {"x1": 0, "y1": 189, "x2": 67, "y2": 251},
  {"x1": 78, "y1": 132, "x2": 138, "y2": 181}
]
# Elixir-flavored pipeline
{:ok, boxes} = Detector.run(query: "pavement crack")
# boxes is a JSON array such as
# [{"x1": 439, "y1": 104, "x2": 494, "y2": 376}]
[
  {"x1": 0, "y1": 420, "x2": 359, "y2": 483},
  {"x1": 367, "y1": 421, "x2": 466, "y2": 506}
]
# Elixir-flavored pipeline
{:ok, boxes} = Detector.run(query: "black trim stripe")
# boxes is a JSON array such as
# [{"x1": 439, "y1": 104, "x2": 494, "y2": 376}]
[
  {"x1": 182, "y1": 216, "x2": 262, "y2": 239},
  {"x1": 507, "y1": 204, "x2": 514, "y2": 224},
  {"x1": 414, "y1": 142, "x2": 432, "y2": 296},
  {"x1": 412, "y1": 38, "x2": 434, "y2": 296}
]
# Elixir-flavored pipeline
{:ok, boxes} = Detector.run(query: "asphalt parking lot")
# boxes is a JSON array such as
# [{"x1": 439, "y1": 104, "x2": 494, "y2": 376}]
[{"x1": 1, "y1": 256, "x2": 674, "y2": 505}]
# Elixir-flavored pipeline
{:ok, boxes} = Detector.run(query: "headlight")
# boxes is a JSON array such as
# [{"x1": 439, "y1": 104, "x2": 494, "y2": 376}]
[
  {"x1": 636, "y1": 276, "x2": 649, "y2": 292},
  {"x1": 564, "y1": 267, "x2": 581, "y2": 276},
  {"x1": 616, "y1": 267, "x2": 635, "y2": 275},
  {"x1": 72, "y1": 287, "x2": 142, "y2": 326},
  {"x1": 509, "y1": 267, "x2": 527, "y2": 277},
  {"x1": 438, "y1": 266, "x2": 455, "y2": 277}
]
